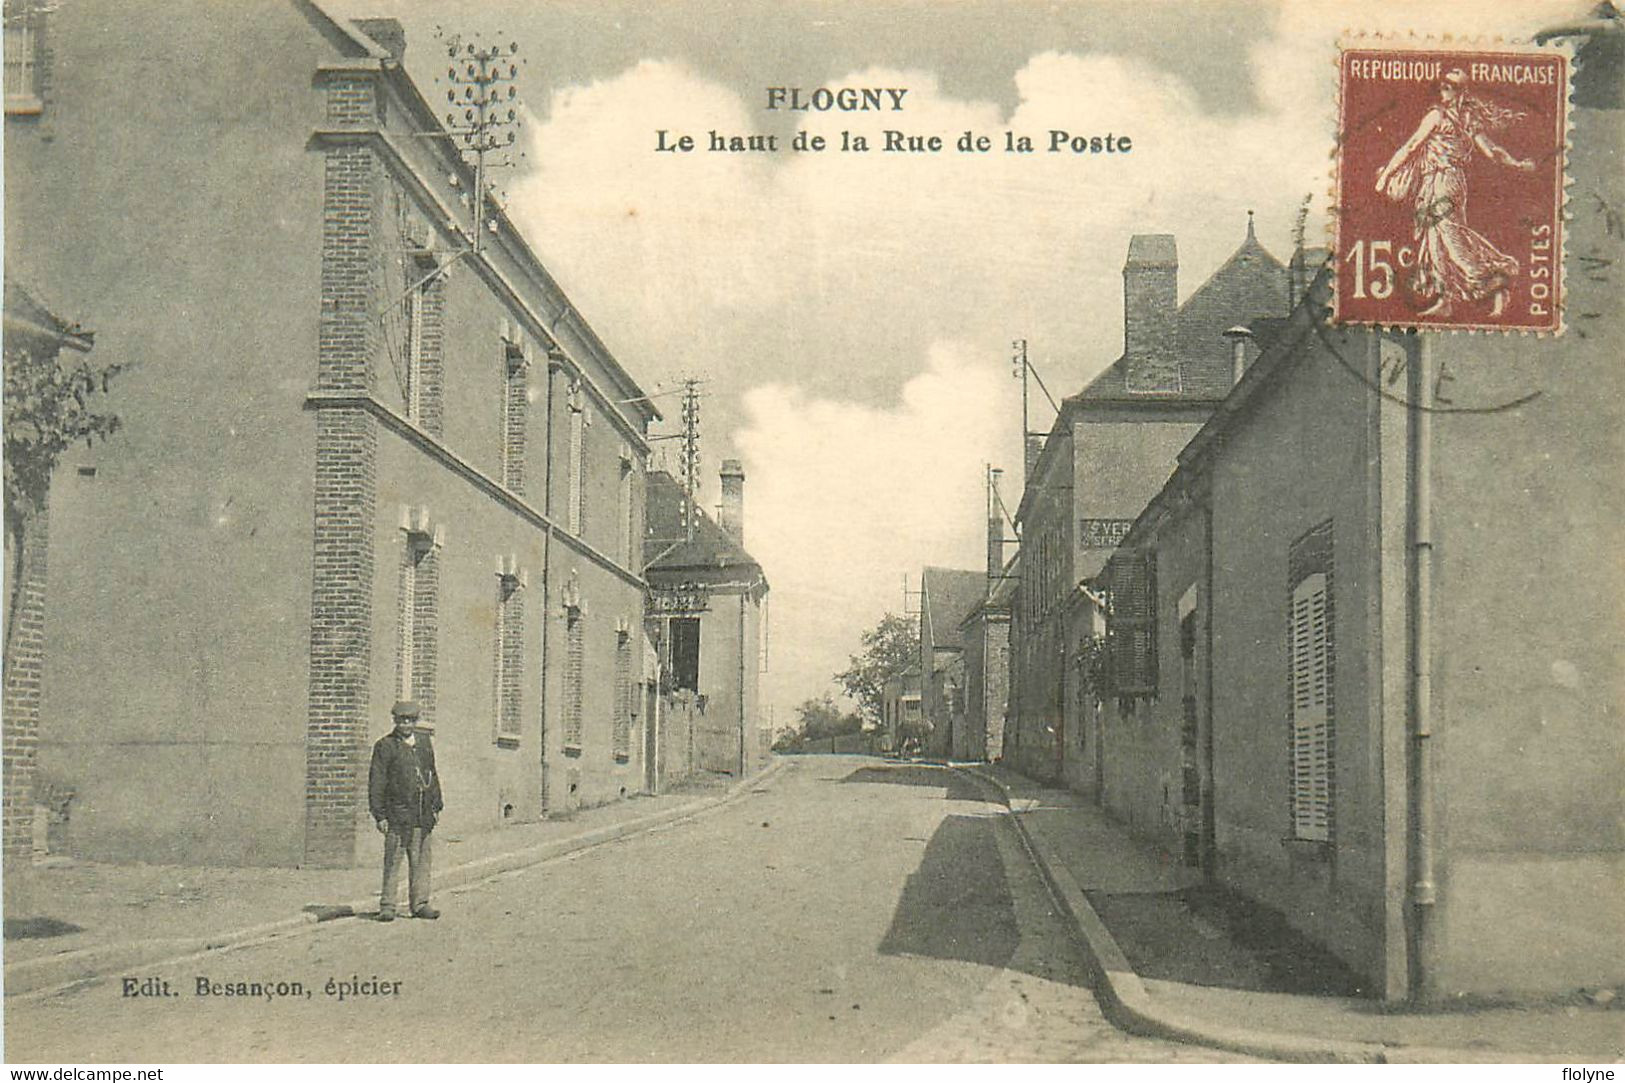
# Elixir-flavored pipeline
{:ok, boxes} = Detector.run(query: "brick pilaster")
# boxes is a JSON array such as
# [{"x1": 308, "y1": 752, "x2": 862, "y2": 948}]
[
  {"x1": 306, "y1": 74, "x2": 382, "y2": 867},
  {"x1": 3, "y1": 504, "x2": 49, "y2": 869}
]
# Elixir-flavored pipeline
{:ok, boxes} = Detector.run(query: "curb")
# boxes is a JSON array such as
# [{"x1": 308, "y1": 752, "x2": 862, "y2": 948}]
[
  {"x1": 5, "y1": 758, "x2": 791, "y2": 1001},
  {"x1": 955, "y1": 767, "x2": 1435, "y2": 1064}
]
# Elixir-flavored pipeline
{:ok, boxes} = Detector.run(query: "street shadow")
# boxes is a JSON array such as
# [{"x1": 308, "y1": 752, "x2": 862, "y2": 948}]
[
  {"x1": 877, "y1": 813, "x2": 1020, "y2": 972},
  {"x1": 840, "y1": 763, "x2": 985, "y2": 802},
  {"x1": 1088, "y1": 884, "x2": 1368, "y2": 997},
  {"x1": 3, "y1": 916, "x2": 84, "y2": 940}
]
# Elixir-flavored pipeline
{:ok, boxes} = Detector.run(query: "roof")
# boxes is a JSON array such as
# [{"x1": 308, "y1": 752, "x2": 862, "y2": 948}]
[
  {"x1": 1078, "y1": 220, "x2": 1289, "y2": 404},
  {"x1": 643, "y1": 471, "x2": 765, "y2": 583},
  {"x1": 921, "y1": 566, "x2": 989, "y2": 653},
  {"x1": 2, "y1": 280, "x2": 94, "y2": 353},
  {"x1": 960, "y1": 550, "x2": 1018, "y2": 631},
  {"x1": 1112, "y1": 260, "x2": 1337, "y2": 557}
]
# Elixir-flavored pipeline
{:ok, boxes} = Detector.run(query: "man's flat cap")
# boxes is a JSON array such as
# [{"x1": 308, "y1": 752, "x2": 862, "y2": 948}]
[{"x1": 391, "y1": 700, "x2": 421, "y2": 720}]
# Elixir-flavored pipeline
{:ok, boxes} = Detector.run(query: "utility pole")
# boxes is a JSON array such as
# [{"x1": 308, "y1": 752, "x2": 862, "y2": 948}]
[
  {"x1": 1011, "y1": 339, "x2": 1060, "y2": 488},
  {"x1": 436, "y1": 32, "x2": 526, "y2": 254},
  {"x1": 679, "y1": 378, "x2": 702, "y2": 540}
]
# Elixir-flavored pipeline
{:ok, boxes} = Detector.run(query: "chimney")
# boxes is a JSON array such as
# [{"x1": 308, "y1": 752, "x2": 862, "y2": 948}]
[
  {"x1": 353, "y1": 18, "x2": 407, "y2": 60},
  {"x1": 987, "y1": 468, "x2": 1005, "y2": 582},
  {"x1": 1024, "y1": 434, "x2": 1044, "y2": 479},
  {"x1": 1222, "y1": 326, "x2": 1253, "y2": 386},
  {"x1": 719, "y1": 459, "x2": 745, "y2": 545},
  {"x1": 1122, "y1": 234, "x2": 1179, "y2": 394},
  {"x1": 1289, "y1": 245, "x2": 1330, "y2": 310}
]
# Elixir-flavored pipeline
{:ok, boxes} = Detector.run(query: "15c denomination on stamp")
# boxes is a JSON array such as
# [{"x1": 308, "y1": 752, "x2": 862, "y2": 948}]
[{"x1": 1334, "y1": 42, "x2": 1570, "y2": 334}]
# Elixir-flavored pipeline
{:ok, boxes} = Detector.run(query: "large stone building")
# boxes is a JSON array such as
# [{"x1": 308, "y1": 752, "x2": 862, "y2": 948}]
[
  {"x1": 1085, "y1": 30, "x2": 1622, "y2": 1000},
  {"x1": 3, "y1": 1, "x2": 661, "y2": 867},
  {"x1": 1006, "y1": 220, "x2": 1291, "y2": 783},
  {"x1": 643, "y1": 464, "x2": 770, "y2": 782}
]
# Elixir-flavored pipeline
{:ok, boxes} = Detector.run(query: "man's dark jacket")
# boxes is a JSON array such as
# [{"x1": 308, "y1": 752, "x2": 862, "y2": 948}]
[{"x1": 368, "y1": 732, "x2": 444, "y2": 830}]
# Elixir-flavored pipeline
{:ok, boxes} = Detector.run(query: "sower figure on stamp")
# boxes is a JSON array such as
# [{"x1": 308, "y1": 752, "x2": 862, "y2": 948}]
[
  {"x1": 1375, "y1": 68, "x2": 1535, "y2": 319},
  {"x1": 369, "y1": 700, "x2": 444, "y2": 921}
]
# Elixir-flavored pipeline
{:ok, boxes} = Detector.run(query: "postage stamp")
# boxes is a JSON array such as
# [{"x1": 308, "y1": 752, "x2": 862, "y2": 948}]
[{"x1": 1333, "y1": 41, "x2": 1571, "y2": 333}]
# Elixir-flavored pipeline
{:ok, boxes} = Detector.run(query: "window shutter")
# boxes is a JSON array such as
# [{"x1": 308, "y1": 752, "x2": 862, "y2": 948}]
[
  {"x1": 1107, "y1": 549, "x2": 1157, "y2": 697},
  {"x1": 1289, "y1": 572, "x2": 1331, "y2": 841}
]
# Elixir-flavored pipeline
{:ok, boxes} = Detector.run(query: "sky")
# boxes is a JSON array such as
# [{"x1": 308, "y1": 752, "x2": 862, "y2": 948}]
[{"x1": 351, "y1": 0, "x2": 1573, "y2": 734}]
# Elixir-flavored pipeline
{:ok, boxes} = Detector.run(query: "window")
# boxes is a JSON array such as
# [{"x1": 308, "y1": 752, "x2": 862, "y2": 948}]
[
  {"x1": 670, "y1": 617, "x2": 700, "y2": 693},
  {"x1": 493, "y1": 566, "x2": 524, "y2": 746},
  {"x1": 1287, "y1": 521, "x2": 1334, "y2": 843},
  {"x1": 1106, "y1": 548, "x2": 1157, "y2": 697},
  {"x1": 562, "y1": 605, "x2": 584, "y2": 750},
  {"x1": 502, "y1": 326, "x2": 528, "y2": 494},
  {"x1": 4, "y1": 10, "x2": 42, "y2": 115},
  {"x1": 403, "y1": 282, "x2": 427, "y2": 422},
  {"x1": 567, "y1": 391, "x2": 586, "y2": 535},
  {"x1": 612, "y1": 630, "x2": 632, "y2": 761},
  {"x1": 397, "y1": 547, "x2": 418, "y2": 699},
  {"x1": 618, "y1": 451, "x2": 634, "y2": 566}
]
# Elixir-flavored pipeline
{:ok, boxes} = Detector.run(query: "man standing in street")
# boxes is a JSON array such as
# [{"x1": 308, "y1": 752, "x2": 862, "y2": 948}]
[{"x1": 368, "y1": 700, "x2": 444, "y2": 921}]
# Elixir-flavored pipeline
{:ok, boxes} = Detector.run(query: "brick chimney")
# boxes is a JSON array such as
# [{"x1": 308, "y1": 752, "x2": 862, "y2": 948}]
[
  {"x1": 987, "y1": 468, "x2": 1005, "y2": 581},
  {"x1": 1123, "y1": 234, "x2": 1179, "y2": 394},
  {"x1": 719, "y1": 459, "x2": 745, "y2": 545}
]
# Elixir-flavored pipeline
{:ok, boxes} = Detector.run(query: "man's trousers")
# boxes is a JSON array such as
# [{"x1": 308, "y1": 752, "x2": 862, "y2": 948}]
[{"x1": 380, "y1": 825, "x2": 432, "y2": 916}]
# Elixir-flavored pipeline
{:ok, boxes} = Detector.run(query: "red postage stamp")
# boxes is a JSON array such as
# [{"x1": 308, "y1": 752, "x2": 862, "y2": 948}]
[{"x1": 1333, "y1": 44, "x2": 1570, "y2": 333}]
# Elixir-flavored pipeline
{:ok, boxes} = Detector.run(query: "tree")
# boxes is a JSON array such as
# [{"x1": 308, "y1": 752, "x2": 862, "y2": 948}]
[
  {"x1": 794, "y1": 695, "x2": 862, "y2": 741},
  {"x1": 3, "y1": 325, "x2": 122, "y2": 663},
  {"x1": 834, "y1": 612, "x2": 919, "y2": 726}
]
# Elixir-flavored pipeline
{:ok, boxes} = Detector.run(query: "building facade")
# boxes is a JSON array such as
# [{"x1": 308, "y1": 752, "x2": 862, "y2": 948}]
[
  {"x1": 643, "y1": 464, "x2": 770, "y2": 782},
  {"x1": 1088, "y1": 35, "x2": 1622, "y2": 998},
  {"x1": 1006, "y1": 222, "x2": 1290, "y2": 783},
  {"x1": 4, "y1": 1, "x2": 660, "y2": 867},
  {"x1": 917, "y1": 566, "x2": 986, "y2": 759}
]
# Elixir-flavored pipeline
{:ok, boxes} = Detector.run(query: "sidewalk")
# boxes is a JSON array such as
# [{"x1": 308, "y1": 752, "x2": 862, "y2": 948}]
[
  {"x1": 969, "y1": 764, "x2": 1624, "y2": 1064},
  {"x1": 3, "y1": 762, "x2": 786, "y2": 998}
]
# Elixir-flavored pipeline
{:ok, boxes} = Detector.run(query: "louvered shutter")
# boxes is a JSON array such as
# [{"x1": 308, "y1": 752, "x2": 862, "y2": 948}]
[
  {"x1": 612, "y1": 631, "x2": 632, "y2": 760},
  {"x1": 1289, "y1": 572, "x2": 1331, "y2": 841},
  {"x1": 1108, "y1": 549, "x2": 1157, "y2": 697}
]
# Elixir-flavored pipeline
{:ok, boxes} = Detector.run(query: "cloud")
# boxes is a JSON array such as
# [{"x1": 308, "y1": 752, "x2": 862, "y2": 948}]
[{"x1": 734, "y1": 343, "x2": 1019, "y2": 718}]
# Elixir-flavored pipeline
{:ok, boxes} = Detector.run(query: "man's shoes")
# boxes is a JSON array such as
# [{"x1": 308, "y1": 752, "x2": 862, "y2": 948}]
[
  {"x1": 412, "y1": 906, "x2": 440, "y2": 920},
  {"x1": 378, "y1": 910, "x2": 396, "y2": 923}
]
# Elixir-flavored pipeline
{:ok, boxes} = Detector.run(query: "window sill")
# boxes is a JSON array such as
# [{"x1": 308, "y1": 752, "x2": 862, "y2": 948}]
[
  {"x1": 613, "y1": 754, "x2": 630, "y2": 765},
  {"x1": 562, "y1": 744, "x2": 583, "y2": 758},
  {"x1": 494, "y1": 735, "x2": 520, "y2": 751},
  {"x1": 1280, "y1": 836, "x2": 1333, "y2": 860},
  {"x1": 5, "y1": 97, "x2": 43, "y2": 117}
]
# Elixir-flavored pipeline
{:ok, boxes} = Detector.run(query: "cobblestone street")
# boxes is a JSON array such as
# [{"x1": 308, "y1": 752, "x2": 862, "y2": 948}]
[{"x1": 4, "y1": 758, "x2": 1256, "y2": 1063}]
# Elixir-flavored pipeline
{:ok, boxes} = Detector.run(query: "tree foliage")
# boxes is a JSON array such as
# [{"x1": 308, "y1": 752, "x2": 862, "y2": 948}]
[
  {"x1": 3, "y1": 336, "x2": 123, "y2": 658},
  {"x1": 834, "y1": 612, "x2": 919, "y2": 725}
]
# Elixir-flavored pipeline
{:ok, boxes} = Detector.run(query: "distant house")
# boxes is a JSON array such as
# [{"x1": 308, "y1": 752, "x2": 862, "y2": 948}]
[
  {"x1": 1007, "y1": 219, "x2": 1292, "y2": 784},
  {"x1": 644, "y1": 462, "x2": 770, "y2": 783},
  {"x1": 880, "y1": 666, "x2": 922, "y2": 752},
  {"x1": 918, "y1": 566, "x2": 989, "y2": 759}
]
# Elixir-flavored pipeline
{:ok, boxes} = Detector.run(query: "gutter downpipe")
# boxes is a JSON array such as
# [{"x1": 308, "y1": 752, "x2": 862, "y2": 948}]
[
  {"x1": 739, "y1": 590, "x2": 748, "y2": 776},
  {"x1": 1408, "y1": 331, "x2": 1437, "y2": 1001}
]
